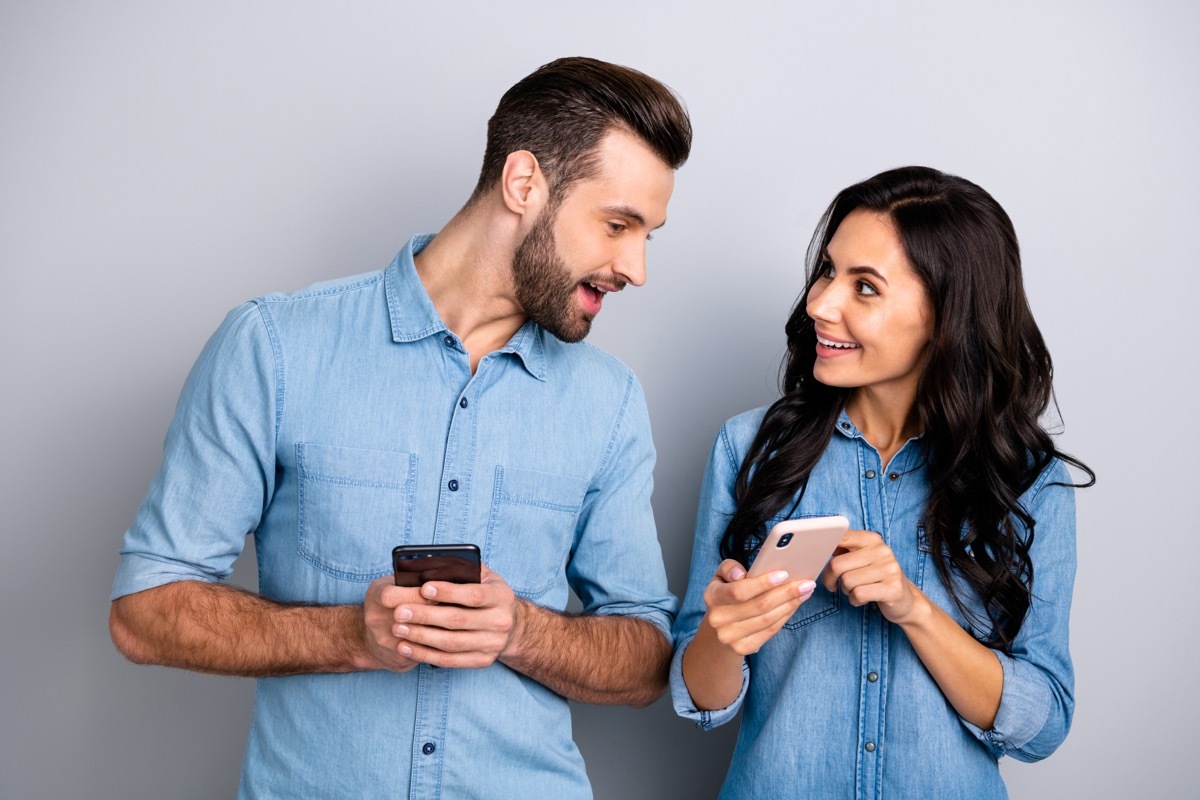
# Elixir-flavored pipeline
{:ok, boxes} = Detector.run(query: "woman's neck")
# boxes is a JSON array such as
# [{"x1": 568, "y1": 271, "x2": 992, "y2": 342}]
[{"x1": 845, "y1": 388, "x2": 921, "y2": 470}]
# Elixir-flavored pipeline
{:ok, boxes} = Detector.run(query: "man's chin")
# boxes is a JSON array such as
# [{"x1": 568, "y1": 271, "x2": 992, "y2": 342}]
[{"x1": 541, "y1": 313, "x2": 593, "y2": 344}]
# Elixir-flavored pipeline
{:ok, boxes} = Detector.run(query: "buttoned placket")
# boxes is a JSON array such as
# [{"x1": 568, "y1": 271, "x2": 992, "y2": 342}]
[
  {"x1": 855, "y1": 434, "x2": 887, "y2": 800},
  {"x1": 409, "y1": 332, "x2": 483, "y2": 800}
]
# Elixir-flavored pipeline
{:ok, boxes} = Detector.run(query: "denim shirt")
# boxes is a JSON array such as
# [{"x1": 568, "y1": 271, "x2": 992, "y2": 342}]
[
  {"x1": 670, "y1": 407, "x2": 1076, "y2": 800},
  {"x1": 112, "y1": 235, "x2": 676, "y2": 800}
]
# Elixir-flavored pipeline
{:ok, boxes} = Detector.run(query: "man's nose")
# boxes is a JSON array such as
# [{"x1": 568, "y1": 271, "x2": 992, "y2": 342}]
[{"x1": 614, "y1": 241, "x2": 647, "y2": 288}]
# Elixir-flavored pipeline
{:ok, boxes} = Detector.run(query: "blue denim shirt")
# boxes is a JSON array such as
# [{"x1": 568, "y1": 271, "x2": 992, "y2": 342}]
[
  {"x1": 112, "y1": 235, "x2": 676, "y2": 800},
  {"x1": 670, "y1": 407, "x2": 1076, "y2": 799}
]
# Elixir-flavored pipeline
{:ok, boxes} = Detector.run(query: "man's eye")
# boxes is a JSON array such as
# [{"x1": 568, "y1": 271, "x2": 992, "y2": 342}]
[{"x1": 607, "y1": 222, "x2": 626, "y2": 234}]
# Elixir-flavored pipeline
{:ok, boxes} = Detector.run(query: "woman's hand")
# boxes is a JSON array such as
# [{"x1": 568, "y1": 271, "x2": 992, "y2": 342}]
[
  {"x1": 703, "y1": 559, "x2": 817, "y2": 655},
  {"x1": 822, "y1": 529, "x2": 924, "y2": 625},
  {"x1": 681, "y1": 559, "x2": 816, "y2": 711},
  {"x1": 822, "y1": 529, "x2": 1004, "y2": 729}
]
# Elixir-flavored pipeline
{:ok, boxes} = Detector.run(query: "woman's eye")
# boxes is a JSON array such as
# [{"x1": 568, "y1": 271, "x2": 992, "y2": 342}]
[
  {"x1": 857, "y1": 280, "x2": 878, "y2": 296},
  {"x1": 819, "y1": 261, "x2": 834, "y2": 278}
]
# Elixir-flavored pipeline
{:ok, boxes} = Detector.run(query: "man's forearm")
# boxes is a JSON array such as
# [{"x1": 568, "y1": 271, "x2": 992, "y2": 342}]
[
  {"x1": 498, "y1": 601, "x2": 671, "y2": 707},
  {"x1": 110, "y1": 580, "x2": 376, "y2": 677}
]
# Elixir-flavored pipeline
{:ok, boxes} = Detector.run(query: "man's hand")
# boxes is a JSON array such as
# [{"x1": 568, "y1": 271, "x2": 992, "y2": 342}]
[
  {"x1": 362, "y1": 577, "x2": 427, "y2": 672},
  {"x1": 387, "y1": 564, "x2": 519, "y2": 669}
]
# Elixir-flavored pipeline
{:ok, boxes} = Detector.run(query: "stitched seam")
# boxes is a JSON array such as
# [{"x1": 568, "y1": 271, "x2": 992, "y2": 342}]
[
  {"x1": 252, "y1": 300, "x2": 286, "y2": 441},
  {"x1": 592, "y1": 370, "x2": 636, "y2": 482},
  {"x1": 257, "y1": 273, "x2": 384, "y2": 304}
]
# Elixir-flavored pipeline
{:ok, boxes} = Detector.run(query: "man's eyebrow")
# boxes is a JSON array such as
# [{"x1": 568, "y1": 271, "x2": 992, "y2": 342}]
[{"x1": 600, "y1": 204, "x2": 666, "y2": 229}]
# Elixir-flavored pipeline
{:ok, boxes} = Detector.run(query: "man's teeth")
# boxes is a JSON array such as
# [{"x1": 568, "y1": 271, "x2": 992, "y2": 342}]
[
  {"x1": 818, "y1": 336, "x2": 859, "y2": 349},
  {"x1": 586, "y1": 282, "x2": 606, "y2": 294}
]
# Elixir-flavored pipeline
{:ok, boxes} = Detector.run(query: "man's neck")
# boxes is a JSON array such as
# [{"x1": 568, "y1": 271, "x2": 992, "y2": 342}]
[{"x1": 414, "y1": 201, "x2": 528, "y2": 373}]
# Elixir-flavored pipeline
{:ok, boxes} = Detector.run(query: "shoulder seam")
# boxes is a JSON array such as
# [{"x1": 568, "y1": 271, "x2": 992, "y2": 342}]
[
  {"x1": 255, "y1": 272, "x2": 385, "y2": 305},
  {"x1": 250, "y1": 300, "x2": 286, "y2": 441},
  {"x1": 593, "y1": 369, "x2": 638, "y2": 483}
]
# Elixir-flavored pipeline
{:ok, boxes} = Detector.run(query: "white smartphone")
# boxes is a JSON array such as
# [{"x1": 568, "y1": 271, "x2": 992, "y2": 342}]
[{"x1": 746, "y1": 515, "x2": 850, "y2": 582}]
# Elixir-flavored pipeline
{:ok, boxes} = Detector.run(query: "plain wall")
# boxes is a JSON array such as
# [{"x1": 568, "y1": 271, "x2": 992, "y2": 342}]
[{"x1": 2, "y1": 1, "x2": 1196, "y2": 797}]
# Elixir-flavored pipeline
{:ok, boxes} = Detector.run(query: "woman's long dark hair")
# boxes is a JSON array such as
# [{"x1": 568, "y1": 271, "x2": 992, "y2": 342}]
[{"x1": 720, "y1": 166, "x2": 1093, "y2": 653}]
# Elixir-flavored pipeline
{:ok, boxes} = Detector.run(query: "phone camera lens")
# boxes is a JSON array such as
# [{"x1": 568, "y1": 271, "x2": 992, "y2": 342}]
[{"x1": 777, "y1": 533, "x2": 793, "y2": 548}]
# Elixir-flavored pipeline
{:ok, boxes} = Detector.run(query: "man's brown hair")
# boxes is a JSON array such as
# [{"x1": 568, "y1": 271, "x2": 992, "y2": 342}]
[{"x1": 469, "y1": 56, "x2": 692, "y2": 203}]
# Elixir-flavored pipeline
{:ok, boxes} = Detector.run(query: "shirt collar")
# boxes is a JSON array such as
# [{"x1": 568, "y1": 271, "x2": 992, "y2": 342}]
[
  {"x1": 384, "y1": 234, "x2": 548, "y2": 381},
  {"x1": 834, "y1": 408, "x2": 860, "y2": 439}
]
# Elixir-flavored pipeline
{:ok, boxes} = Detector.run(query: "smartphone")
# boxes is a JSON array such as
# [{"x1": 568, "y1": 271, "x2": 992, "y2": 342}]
[
  {"x1": 392, "y1": 544, "x2": 482, "y2": 587},
  {"x1": 746, "y1": 516, "x2": 850, "y2": 582}
]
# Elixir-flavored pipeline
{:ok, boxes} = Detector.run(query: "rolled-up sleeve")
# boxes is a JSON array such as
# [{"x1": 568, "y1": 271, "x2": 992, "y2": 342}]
[
  {"x1": 567, "y1": 372, "x2": 677, "y2": 640},
  {"x1": 963, "y1": 459, "x2": 1078, "y2": 761},
  {"x1": 111, "y1": 302, "x2": 279, "y2": 600},
  {"x1": 670, "y1": 423, "x2": 749, "y2": 729}
]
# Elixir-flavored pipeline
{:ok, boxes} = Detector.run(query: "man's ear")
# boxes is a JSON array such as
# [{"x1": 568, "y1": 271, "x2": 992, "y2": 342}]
[{"x1": 500, "y1": 150, "x2": 548, "y2": 221}]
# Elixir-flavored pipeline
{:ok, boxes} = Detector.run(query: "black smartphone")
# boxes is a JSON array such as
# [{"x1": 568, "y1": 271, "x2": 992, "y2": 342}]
[{"x1": 392, "y1": 543, "x2": 482, "y2": 587}]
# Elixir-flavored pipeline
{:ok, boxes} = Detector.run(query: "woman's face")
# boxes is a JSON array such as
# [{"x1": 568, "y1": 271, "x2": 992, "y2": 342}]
[{"x1": 806, "y1": 209, "x2": 934, "y2": 404}]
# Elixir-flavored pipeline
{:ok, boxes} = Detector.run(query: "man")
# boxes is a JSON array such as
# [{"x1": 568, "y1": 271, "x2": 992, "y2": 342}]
[{"x1": 109, "y1": 57, "x2": 691, "y2": 798}]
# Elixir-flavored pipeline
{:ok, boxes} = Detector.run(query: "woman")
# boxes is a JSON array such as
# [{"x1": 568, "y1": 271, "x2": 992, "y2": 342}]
[{"x1": 671, "y1": 166, "x2": 1092, "y2": 798}]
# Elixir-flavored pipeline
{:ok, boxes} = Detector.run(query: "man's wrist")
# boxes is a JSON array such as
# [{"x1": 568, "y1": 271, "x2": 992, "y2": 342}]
[{"x1": 500, "y1": 597, "x2": 536, "y2": 666}]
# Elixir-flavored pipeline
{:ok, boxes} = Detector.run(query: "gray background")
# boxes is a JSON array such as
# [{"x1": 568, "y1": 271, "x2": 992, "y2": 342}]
[{"x1": 2, "y1": 1, "x2": 1195, "y2": 798}]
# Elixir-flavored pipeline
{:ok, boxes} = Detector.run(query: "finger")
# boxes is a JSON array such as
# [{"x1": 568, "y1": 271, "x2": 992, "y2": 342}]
[
  {"x1": 396, "y1": 622, "x2": 507, "y2": 655},
  {"x1": 836, "y1": 529, "x2": 884, "y2": 551},
  {"x1": 709, "y1": 580, "x2": 816, "y2": 628},
  {"x1": 825, "y1": 542, "x2": 895, "y2": 586},
  {"x1": 714, "y1": 569, "x2": 797, "y2": 605},
  {"x1": 420, "y1": 580, "x2": 491, "y2": 608},
  {"x1": 400, "y1": 639, "x2": 497, "y2": 670},
  {"x1": 714, "y1": 559, "x2": 748, "y2": 583},
  {"x1": 713, "y1": 584, "x2": 818, "y2": 653},
  {"x1": 378, "y1": 583, "x2": 426, "y2": 609}
]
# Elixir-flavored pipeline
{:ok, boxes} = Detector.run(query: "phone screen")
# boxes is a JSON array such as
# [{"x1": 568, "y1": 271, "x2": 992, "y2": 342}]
[{"x1": 392, "y1": 544, "x2": 482, "y2": 586}]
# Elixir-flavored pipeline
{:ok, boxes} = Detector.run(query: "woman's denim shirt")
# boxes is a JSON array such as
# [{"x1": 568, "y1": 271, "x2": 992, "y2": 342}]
[{"x1": 670, "y1": 407, "x2": 1077, "y2": 800}]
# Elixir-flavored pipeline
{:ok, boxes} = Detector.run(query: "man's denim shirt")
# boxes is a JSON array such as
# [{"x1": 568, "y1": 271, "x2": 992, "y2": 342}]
[
  {"x1": 112, "y1": 235, "x2": 677, "y2": 800},
  {"x1": 670, "y1": 407, "x2": 1077, "y2": 800}
]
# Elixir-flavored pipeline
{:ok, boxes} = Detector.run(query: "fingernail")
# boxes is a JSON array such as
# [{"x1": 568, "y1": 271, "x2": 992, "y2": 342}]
[
  {"x1": 729, "y1": 566, "x2": 746, "y2": 581},
  {"x1": 396, "y1": 606, "x2": 413, "y2": 622},
  {"x1": 394, "y1": 625, "x2": 409, "y2": 637},
  {"x1": 769, "y1": 570, "x2": 790, "y2": 586},
  {"x1": 798, "y1": 580, "x2": 817, "y2": 596},
  {"x1": 399, "y1": 644, "x2": 412, "y2": 656},
  {"x1": 421, "y1": 584, "x2": 438, "y2": 599}
]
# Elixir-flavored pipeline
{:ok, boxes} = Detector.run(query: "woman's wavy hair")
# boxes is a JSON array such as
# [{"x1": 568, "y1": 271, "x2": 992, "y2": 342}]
[{"x1": 720, "y1": 166, "x2": 1093, "y2": 652}]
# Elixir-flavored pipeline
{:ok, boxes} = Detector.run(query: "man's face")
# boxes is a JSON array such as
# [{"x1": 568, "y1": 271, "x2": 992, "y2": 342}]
[{"x1": 512, "y1": 129, "x2": 675, "y2": 343}]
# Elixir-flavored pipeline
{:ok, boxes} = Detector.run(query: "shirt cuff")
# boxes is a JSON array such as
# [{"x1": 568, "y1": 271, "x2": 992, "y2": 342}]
[
  {"x1": 668, "y1": 634, "x2": 749, "y2": 731},
  {"x1": 110, "y1": 552, "x2": 220, "y2": 602}
]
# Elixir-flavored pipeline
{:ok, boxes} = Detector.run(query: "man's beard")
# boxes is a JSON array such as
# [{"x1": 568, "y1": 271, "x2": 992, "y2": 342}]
[{"x1": 511, "y1": 208, "x2": 593, "y2": 344}]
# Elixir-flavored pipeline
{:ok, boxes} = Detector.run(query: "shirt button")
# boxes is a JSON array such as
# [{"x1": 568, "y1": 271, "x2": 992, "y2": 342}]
[
  {"x1": 864, "y1": 741, "x2": 876, "y2": 753},
  {"x1": 865, "y1": 470, "x2": 876, "y2": 479},
  {"x1": 840, "y1": 422, "x2": 851, "y2": 430},
  {"x1": 422, "y1": 742, "x2": 436, "y2": 755},
  {"x1": 459, "y1": 397, "x2": 468, "y2": 409},
  {"x1": 447, "y1": 479, "x2": 459, "y2": 492},
  {"x1": 443, "y1": 335, "x2": 455, "y2": 348},
  {"x1": 867, "y1": 671, "x2": 879, "y2": 683},
  {"x1": 889, "y1": 472, "x2": 899, "y2": 481}
]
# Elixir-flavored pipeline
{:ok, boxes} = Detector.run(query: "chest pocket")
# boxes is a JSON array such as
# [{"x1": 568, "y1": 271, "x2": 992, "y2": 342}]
[
  {"x1": 917, "y1": 524, "x2": 988, "y2": 633},
  {"x1": 296, "y1": 443, "x2": 416, "y2": 581},
  {"x1": 485, "y1": 465, "x2": 588, "y2": 600}
]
